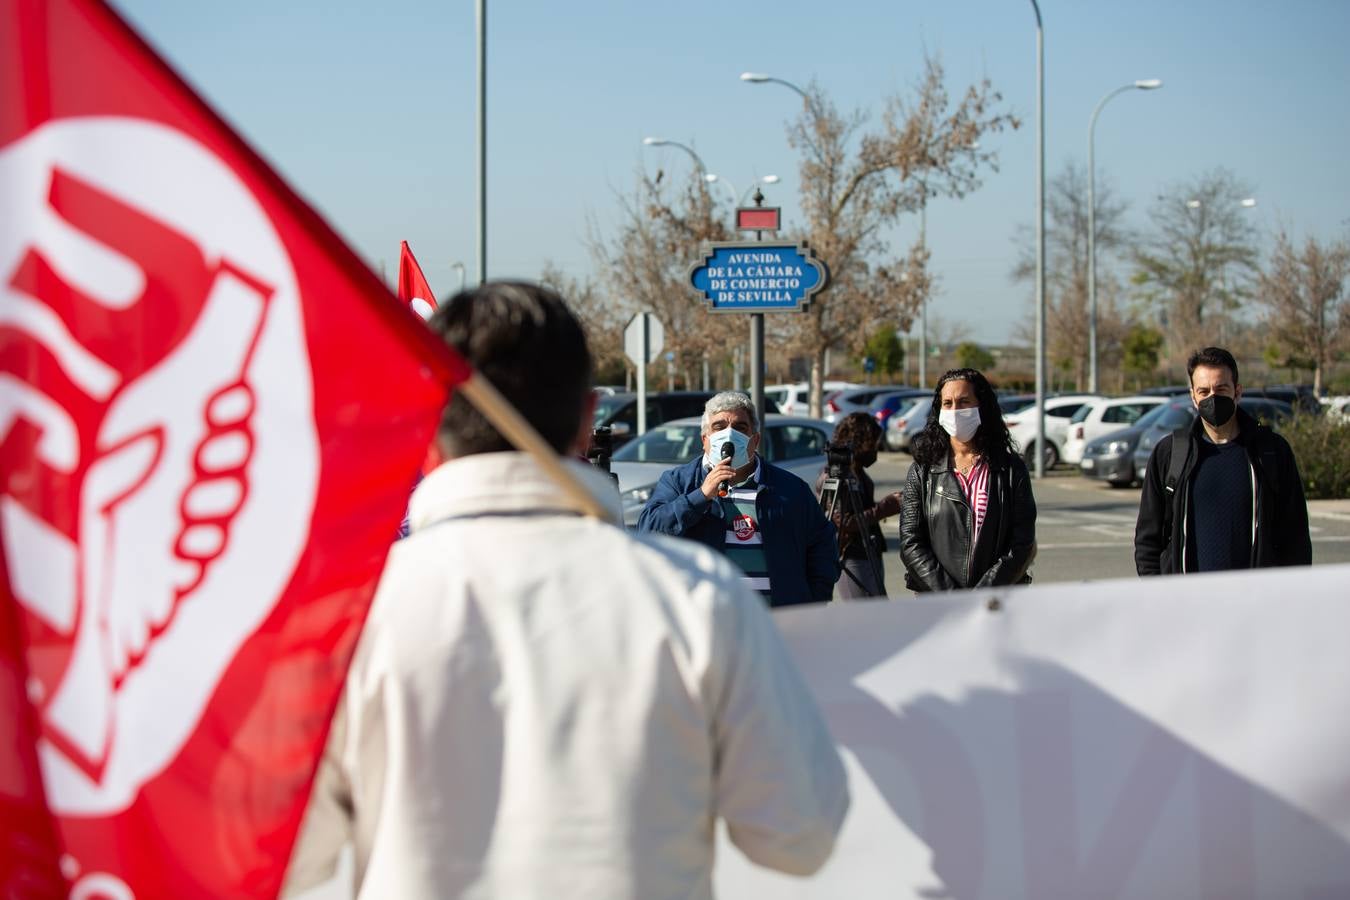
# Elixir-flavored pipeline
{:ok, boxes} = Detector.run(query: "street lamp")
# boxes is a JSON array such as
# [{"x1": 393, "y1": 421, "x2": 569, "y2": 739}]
[
  {"x1": 707, "y1": 173, "x2": 780, "y2": 206},
  {"x1": 1088, "y1": 78, "x2": 1163, "y2": 393},
  {"x1": 739, "y1": 71, "x2": 810, "y2": 103},
  {"x1": 641, "y1": 136, "x2": 708, "y2": 176},
  {"x1": 450, "y1": 261, "x2": 466, "y2": 293}
]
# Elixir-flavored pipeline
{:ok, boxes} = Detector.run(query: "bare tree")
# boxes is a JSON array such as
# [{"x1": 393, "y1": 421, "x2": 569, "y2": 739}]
[
  {"x1": 586, "y1": 168, "x2": 733, "y2": 388},
  {"x1": 539, "y1": 262, "x2": 629, "y2": 385},
  {"x1": 1132, "y1": 169, "x2": 1259, "y2": 367},
  {"x1": 779, "y1": 56, "x2": 1017, "y2": 415},
  {"x1": 1255, "y1": 231, "x2": 1350, "y2": 394},
  {"x1": 1013, "y1": 162, "x2": 1132, "y2": 390}
]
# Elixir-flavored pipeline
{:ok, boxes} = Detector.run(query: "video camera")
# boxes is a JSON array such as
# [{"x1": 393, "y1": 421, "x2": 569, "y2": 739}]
[
  {"x1": 825, "y1": 442, "x2": 853, "y2": 480},
  {"x1": 586, "y1": 426, "x2": 619, "y2": 484}
]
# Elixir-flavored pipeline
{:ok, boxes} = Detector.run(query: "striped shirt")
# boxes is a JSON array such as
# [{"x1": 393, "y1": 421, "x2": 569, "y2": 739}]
[
  {"x1": 711, "y1": 459, "x2": 771, "y2": 603},
  {"x1": 953, "y1": 458, "x2": 990, "y2": 544}
]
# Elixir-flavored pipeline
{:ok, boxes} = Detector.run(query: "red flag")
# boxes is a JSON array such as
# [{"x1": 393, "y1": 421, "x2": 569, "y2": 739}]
[
  {"x1": 397, "y1": 240, "x2": 439, "y2": 320},
  {"x1": 0, "y1": 0, "x2": 471, "y2": 895}
]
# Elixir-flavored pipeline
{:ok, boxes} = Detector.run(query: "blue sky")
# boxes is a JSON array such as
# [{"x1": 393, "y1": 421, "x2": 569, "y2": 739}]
[{"x1": 111, "y1": 0, "x2": 1350, "y2": 345}]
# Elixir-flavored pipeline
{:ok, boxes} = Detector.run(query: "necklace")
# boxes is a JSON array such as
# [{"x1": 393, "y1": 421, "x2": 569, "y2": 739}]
[{"x1": 954, "y1": 456, "x2": 979, "y2": 476}]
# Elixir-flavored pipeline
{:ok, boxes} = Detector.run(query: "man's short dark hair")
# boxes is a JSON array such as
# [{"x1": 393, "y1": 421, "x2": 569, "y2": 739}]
[
  {"x1": 1186, "y1": 346, "x2": 1240, "y2": 386},
  {"x1": 428, "y1": 281, "x2": 592, "y2": 456}
]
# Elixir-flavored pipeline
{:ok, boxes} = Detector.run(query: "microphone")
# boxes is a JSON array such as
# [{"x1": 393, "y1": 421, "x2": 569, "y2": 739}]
[{"x1": 717, "y1": 441, "x2": 734, "y2": 498}]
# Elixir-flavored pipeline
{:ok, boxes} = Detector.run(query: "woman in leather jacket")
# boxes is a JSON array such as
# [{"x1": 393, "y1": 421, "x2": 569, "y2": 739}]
[{"x1": 899, "y1": 368, "x2": 1037, "y2": 593}]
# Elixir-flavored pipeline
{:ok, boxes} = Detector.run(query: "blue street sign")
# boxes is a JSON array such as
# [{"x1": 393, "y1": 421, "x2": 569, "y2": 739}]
[{"x1": 689, "y1": 241, "x2": 829, "y2": 313}]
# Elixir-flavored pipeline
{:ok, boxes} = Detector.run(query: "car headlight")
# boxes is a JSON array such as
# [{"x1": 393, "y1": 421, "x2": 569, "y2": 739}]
[
  {"x1": 1106, "y1": 440, "x2": 1131, "y2": 455},
  {"x1": 621, "y1": 486, "x2": 652, "y2": 506}
]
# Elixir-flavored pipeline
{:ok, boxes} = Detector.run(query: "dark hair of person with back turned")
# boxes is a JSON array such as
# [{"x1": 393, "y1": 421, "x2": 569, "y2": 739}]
[
  {"x1": 831, "y1": 411, "x2": 882, "y2": 454},
  {"x1": 1186, "y1": 346, "x2": 1239, "y2": 385},
  {"x1": 426, "y1": 281, "x2": 592, "y2": 456},
  {"x1": 910, "y1": 367, "x2": 1016, "y2": 468}
]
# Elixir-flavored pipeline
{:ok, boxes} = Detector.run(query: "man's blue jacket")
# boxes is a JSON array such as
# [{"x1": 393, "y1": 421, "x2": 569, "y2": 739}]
[{"x1": 636, "y1": 456, "x2": 839, "y2": 606}]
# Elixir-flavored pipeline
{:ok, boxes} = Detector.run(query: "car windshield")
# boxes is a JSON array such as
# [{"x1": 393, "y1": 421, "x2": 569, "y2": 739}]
[
  {"x1": 1133, "y1": 401, "x2": 1176, "y2": 431},
  {"x1": 611, "y1": 422, "x2": 702, "y2": 463},
  {"x1": 1000, "y1": 395, "x2": 1035, "y2": 416},
  {"x1": 1069, "y1": 404, "x2": 1093, "y2": 424},
  {"x1": 1156, "y1": 402, "x2": 1195, "y2": 430},
  {"x1": 593, "y1": 395, "x2": 629, "y2": 426}
]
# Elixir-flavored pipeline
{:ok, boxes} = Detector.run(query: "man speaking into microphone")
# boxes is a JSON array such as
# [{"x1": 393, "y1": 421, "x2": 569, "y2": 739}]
[{"x1": 638, "y1": 391, "x2": 838, "y2": 606}]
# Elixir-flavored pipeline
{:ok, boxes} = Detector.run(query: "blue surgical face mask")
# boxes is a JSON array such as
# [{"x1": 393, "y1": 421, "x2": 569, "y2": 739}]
[{"x1": 705, "y1": 426, "x2": 752, "y2": 469}]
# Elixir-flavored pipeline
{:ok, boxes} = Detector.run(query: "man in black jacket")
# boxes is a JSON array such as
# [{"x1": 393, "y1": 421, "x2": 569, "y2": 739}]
[{"x1": 1134, "y1": 347, "x2": 1311, "y2": 575}]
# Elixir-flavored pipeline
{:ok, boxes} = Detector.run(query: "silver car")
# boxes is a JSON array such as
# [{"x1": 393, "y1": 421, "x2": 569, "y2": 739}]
[
  {"x1": 884, "y1": 396, "x2": 932, "y2": 452},
  {"x1": 610, "y1": 414, "x2": 832, "y2": 527}
]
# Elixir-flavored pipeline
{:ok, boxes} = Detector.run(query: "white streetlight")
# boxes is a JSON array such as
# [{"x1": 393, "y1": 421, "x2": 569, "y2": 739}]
[
  {"x1": 641, "y1": 136, "x2": 708, "y2": 175},
  {"x1": 450, "y1": 261, "x2": 466, "y2": 293},
  {"x1": 1088, "y1": 77, "x2": 1163, "y2": 393}
]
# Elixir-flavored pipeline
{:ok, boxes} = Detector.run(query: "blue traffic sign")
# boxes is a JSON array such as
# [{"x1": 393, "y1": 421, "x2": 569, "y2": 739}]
[{"x1": 689, "y1": 241, "x2": 828, "y2": 313}]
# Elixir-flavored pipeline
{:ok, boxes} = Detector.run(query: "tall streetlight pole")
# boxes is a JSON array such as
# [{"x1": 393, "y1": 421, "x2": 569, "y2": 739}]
[
  {"x1": 1030, "y1": 0, "x2": 1046, "y2": 479},
  {"x1": 475, "y1": 0, "x2": 486, "y2": 286},
  {"x1": 1088, "y1": 78, "x2": 1163, "y2": 393},
  {"x1": 739, "y1": 71, "x2": 817, "y2": 420},
  {"x1": 706, "y1": 173, "x2": 781, "y2": 207},
  {"x1": 450, "y1": 261, "x2": 466, "y2": 294}
]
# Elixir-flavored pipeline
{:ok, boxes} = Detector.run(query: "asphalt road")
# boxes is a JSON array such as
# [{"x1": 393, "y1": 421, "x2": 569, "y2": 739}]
[{"x1": 865, "y1": 451, "x2": 1350, "y2": 590}]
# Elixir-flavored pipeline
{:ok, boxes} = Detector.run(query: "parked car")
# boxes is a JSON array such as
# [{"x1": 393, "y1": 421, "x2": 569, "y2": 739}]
[
  {"x1": 592, "y1": 391, "x2": 718, "y2": 446},
  {"x1": 1079, "y1": 400, "x2": 1179, "y2": 487},
  {"x1": 884, "y1": 395, "x2": 933, "y2": 452},
  {"x1": 998, "y1": 393, "x2": 1036, "y2": 417},
  {"x1": 824, "y1": 384, "x2": 914, "y2": 424},
  {"x1": 1242, "y1": 384, "x2": 1322, "y2": 416},
  {"x1": 764, "y1": 380, "x2": 859, "y2": 416},
  {"x1": 1131, "y1": 396, "x2": 1295, "y2": 482},
  {"x1": 1061, "y1": 396, "x2": 1168, "y2": 465},
  {"x1": 871, "y1": 389, "x2": 931, "y2": 431},
  {"x1": 1322, "y1": 395, "x2": 1350, "y2": 423},
  {"x1": 609, "y1": 414, "x2": 831, "y2": 527},
  {"x1": 1004, "y1": 394, "x2": 1102, "y2": 469}
]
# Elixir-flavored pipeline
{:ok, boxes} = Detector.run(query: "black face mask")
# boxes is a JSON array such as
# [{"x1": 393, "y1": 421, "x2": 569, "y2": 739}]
[
  {"x1": 855, "y1": 449, "x2": 878, "y2": 468},
  {"x1": 1197, "y1": 394, "x2": 1236, "y2": 428}
]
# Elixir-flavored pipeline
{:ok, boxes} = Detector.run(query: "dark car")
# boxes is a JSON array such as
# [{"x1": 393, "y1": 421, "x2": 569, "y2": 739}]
[
  {"x1": 1243, "y1": 384, "x2": 1322, "y2": 416},
  {"x1": 1138, "y1": 384, "x2": 1192, "y2": 397},
  {"x1": 1130, "y1": 396, "x2": 1295, "y2": 482},
  {"x1": 593, "y1": 391, "x2": 717, "y2": 446},
  {"x1": 870, "y1": 389, "x2": 931, "y2": 431}
]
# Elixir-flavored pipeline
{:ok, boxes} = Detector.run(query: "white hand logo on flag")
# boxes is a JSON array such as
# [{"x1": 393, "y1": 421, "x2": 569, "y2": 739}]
[{"x1": 0, "y1": 118, "x2": 319, "y2": 814}]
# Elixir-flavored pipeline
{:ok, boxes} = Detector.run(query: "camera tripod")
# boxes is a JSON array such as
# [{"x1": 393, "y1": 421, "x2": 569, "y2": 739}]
[{"x1": 818, "y1": 465, "x2": 884, "y2": 596}]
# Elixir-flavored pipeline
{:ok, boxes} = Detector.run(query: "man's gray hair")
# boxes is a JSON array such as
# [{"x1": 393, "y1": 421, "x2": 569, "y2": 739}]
[{"x1": 701, "y1": 391, "x2": 758, "y2": 434}]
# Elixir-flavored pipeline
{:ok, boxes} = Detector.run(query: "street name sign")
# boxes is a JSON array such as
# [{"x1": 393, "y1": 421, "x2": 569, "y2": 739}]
[{"x1": 688, "y1": 241, "x2": 829, "y2": 314}]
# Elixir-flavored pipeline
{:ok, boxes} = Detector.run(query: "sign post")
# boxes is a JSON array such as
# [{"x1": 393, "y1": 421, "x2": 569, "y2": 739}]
[
  {"x1": 689, "y1": 197, "x2": 827, "y2": 428},
  {"x1": 623, "y1": 312, "x2": 664, "y2": 436}
]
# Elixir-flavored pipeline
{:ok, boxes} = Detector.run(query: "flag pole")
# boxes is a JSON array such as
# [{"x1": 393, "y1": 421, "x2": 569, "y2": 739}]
[{"x1": 457, "y1": 373, "x2": 610, "y2": 519}]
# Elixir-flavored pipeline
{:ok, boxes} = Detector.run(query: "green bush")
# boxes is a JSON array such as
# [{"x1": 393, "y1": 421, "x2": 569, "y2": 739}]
[{"x1": 1281, "y1": 413, "x2": 1350, "y2": 499}]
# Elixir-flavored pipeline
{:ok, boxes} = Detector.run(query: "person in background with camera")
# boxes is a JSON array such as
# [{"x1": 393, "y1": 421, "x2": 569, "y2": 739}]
[
  {"x1": 814, "y1": 412, "x2": 901, "y2": 599},
  {"x1": 899, "y1": 368, "x2": 1037, "y2": 593},
  {"x1": 637, "y1": 391, "x2": 838, "y2": 606}
]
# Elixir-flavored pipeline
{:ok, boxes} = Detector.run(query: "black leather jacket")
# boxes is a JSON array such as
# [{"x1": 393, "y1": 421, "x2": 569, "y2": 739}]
[{"x1": 899, "y1": 454, "x2": 1037, "y2": 592}]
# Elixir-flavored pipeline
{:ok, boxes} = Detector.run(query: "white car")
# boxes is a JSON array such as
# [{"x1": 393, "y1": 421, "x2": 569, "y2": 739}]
[
  {"x1": 609, "y1": 414, "x2": 832, "y2": 527},
  {"x1": 765, "y1": 380, "x2": 859, "y2": 417},
  {"x1": 1061, "y1": 396, "x2": 1167, "y2": 465},
  {"x1": 1004, "y1": 394, "x2": 1102, "y2": 469},
  {"x1": 1322, "y1": 395, "x2": 1350, "y2": 423}
]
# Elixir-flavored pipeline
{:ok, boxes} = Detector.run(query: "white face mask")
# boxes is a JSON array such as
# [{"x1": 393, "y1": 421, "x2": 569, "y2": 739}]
[
  {"x1": 705, "y1": 426, "x2": 752, "y2": 469},
  {"x1": 938, "y1": 406, "x2": 981, "y2": 442}
]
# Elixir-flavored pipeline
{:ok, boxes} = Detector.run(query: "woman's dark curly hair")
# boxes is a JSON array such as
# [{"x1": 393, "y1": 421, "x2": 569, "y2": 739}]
[
  {"x1": 911, "y1": 368, "x2": 1017, "y2": 468},
  {"x1": 830, "y1": 411, "x2": 882, "y2": 453}
]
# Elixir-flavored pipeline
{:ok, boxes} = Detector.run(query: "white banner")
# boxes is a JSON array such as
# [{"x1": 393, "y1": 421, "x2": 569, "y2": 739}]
[{"x1": 718, "y1": 564, "x2": 1350, "y2": 900}]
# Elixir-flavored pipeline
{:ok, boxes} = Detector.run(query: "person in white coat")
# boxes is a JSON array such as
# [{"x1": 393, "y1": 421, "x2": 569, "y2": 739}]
[{"x1": 284, "y1": 281, "x2": 849, "y2": 899}]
